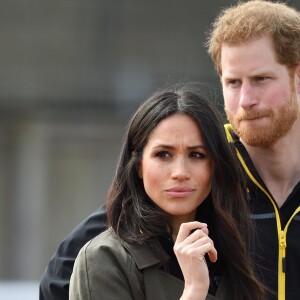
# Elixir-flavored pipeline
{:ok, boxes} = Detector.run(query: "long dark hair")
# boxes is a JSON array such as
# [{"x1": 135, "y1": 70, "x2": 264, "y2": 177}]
[{"x1": 106, "y1": 83, "x2": 265, "y2": 299}]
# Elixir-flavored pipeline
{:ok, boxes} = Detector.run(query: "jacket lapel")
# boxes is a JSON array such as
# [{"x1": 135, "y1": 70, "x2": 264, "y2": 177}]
[{"x1": 124, "y1": 240, "x2": 229, "y2": 300}]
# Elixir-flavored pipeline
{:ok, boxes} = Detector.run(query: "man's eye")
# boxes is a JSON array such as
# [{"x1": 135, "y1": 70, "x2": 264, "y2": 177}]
[
  {"x1": 224, "y1": 79, "x2": 240, "y2": 87},
  {"x1": 256, "y1": 76, "x2": 268, "y2": 81},
  {"x1": 229, "y1": 80, "x2": 240, "y2": 85}
]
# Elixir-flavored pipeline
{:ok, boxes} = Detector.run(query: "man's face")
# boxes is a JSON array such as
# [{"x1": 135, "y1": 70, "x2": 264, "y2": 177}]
[{"x1": 220, "y1": 35, "x2": 299, "y2": 147}]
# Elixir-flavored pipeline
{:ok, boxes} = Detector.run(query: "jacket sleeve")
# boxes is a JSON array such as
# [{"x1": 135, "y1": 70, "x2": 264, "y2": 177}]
[
  {"x1": 39, "y1": 204, "x2": 107, "y2": 300},
  {"x1": 69, "y1": 231, "x2": 145, "y2": 300}
]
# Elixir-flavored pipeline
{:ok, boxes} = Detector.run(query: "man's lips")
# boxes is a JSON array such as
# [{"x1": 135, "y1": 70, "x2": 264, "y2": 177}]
[
  {"x1": 165, "y1": 187, "x2": 195, "y2": 198},
  {"x1": 238, "y1": 111, "x2": 272, "y2": 122},
  {"x1": 240, "y1": 116, "x2": 265, "y2": 121}
]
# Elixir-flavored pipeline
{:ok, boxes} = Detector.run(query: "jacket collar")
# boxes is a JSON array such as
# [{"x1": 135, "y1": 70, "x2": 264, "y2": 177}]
[{"x1": 123, "y1": 238, "x2": 169, "y2": 270}]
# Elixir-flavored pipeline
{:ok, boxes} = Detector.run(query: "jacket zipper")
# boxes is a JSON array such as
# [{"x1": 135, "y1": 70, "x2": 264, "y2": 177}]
[{"x1": 235, "y1": 147, "x2": 300, "y2": 300}]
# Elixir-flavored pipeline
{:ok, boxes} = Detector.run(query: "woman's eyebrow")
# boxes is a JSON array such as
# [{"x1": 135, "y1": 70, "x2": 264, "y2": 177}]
[{"x1": 152, "y1": 144, "x2": 207, "y2": 150}]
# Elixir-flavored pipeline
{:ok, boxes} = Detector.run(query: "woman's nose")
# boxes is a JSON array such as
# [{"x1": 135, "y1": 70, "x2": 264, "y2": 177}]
[{"x1": 171, "y1": 158, "x2": 190, "y2": 180}]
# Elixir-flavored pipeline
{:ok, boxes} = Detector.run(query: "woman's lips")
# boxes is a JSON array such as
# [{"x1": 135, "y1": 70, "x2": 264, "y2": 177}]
[{"x1": 165, "y1": 187, "x2": 195, "y2": 198}]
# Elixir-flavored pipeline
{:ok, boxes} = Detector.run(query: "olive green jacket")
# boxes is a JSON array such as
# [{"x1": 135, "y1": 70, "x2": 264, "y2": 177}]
[{"x1": 69, "y1": 228, "x2": 231, "y2": 300}]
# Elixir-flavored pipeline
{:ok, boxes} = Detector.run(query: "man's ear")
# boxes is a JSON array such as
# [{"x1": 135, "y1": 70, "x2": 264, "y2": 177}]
[{"x1": 295, "y1": 61, "x2": 300, "y2": 94}]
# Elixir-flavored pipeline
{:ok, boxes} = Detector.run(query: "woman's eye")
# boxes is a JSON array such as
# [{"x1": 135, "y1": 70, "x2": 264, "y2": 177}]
[
  {"x1": 154, "y1": 151, "x2": 206, "y2": 159},
  {"x1": 155, "y1": 151, "x2": 171, "y2": 158},
  {"x1": 190, "y1": 152, "x2": 205, "y2": 159}
]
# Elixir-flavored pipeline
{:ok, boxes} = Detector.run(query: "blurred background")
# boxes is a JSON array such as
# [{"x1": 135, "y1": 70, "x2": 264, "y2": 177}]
[{"x1": 0, "y1": 0, "x2": 299, "y2": 297}]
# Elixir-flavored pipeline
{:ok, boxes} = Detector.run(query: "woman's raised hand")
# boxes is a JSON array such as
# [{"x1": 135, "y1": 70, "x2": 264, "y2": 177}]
[{"x1": 174, "y1": 221, "x2": 217, "y2": 300}]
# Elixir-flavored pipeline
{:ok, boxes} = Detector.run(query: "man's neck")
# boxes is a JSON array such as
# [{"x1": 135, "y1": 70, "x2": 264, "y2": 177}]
[{"x1": 241, "y1": 120, "x2": 300, "y2": 207}]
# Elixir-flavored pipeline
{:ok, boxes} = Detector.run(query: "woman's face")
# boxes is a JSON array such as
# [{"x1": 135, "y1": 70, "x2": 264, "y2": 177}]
[{"x1": 139, "y1": 113, "x2": 213, "y2": 228}]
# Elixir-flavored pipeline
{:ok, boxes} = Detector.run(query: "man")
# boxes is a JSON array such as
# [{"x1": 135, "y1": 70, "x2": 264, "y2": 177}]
[
  {"x1": 40, "y1": 1, "x2": 300, "y2": 299},
  {"x1": 207, "y1": 1, "x2": 300, "y2": 299}
]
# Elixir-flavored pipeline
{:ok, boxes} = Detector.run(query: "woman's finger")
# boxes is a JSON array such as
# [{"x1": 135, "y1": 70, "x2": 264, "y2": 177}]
[
  {"x1": 174, "y1": 222, "x2": 217, "y2": 263},
  {"x1": 180, "y1": 234, "x2": 218, "y2": 263},
  {"x1": 175, "y1": 221, "x2": 208, "y2": 243}
]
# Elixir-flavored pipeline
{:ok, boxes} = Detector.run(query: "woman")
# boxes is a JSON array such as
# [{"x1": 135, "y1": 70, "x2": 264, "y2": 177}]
[{"x1": 69, "y1": 84, "x2": 265, "y2": 299}]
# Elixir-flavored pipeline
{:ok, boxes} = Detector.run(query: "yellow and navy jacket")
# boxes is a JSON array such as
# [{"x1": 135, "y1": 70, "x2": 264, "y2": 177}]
[{"x1": 225, "y1": 124, "x2": 300, "y2": 300}]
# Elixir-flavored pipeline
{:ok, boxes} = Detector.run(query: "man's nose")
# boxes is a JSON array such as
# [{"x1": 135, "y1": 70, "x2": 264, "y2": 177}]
[{"x1": 240, "y1": 82, "x2": 257, "y2": 109}]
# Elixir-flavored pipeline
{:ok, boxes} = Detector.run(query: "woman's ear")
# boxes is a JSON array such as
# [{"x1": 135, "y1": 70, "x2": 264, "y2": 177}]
[{"x1": 137, "y1": 163, "x2": 143, "y2": 179}]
